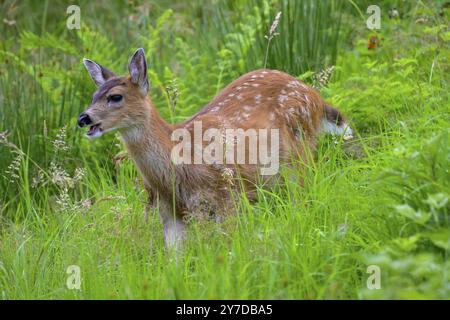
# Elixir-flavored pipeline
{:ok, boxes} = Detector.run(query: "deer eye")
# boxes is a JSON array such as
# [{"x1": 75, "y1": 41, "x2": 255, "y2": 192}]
[{"x1": 108, "y1": 94, "x2": 123, "y2": 103}]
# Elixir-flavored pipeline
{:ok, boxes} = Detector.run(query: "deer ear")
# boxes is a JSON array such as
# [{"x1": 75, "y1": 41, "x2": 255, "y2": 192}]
[
  {"x1": 83, "y1": 58, "x2": 116, "y2": 87},
  {"x1": 128, "y1": 48, "x2": 149, "y2": 93}
]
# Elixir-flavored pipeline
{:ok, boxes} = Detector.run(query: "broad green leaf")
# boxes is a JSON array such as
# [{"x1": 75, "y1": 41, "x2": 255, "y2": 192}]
[
  {"x1": 424, "y1": 193, "x2": 449, "y2": 210},
  {"x1": 425, "y1": 229, "x2": 450, "y2": 251},
  {"x1": 392, "y1": 235, "x2": 421, "y2": 252},
  {"x1": 394, "y1": 204, "x2": 431, "y2": 224}
]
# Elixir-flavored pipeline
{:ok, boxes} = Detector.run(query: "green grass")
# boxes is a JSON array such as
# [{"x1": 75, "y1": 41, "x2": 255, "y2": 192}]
[
  {"x1": 0, "y1": 135, "x2": 390, "y2": 299},
  {"x1": 0, "y1": 0, "x2": 449, "y2": 299}
]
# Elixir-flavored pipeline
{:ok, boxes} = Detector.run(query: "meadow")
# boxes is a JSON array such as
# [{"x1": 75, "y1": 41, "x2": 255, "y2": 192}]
[{"x1": 0, "y1": 0, "x2": 448, "y2": 299}]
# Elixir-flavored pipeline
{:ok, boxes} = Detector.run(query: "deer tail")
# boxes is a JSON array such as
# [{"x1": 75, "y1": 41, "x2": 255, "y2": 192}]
[{"x1": 321, "y1": 104, "x2": 353, "y2": 140}]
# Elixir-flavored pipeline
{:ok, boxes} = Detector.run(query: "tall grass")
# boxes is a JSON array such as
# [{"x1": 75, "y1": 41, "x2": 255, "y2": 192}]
[
  {"x1": 205, "y1": 0, "x2": 345, "y2": 75},
  {"x1": 0, "y1": 0, "x2": 348, "y2": 210},
  {"x1": 0, "y1": 0, "x2": 449, "y2": 299}
]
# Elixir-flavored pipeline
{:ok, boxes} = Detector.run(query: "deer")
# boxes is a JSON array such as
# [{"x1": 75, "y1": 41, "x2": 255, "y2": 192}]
[{"x1": 78, "y1": 48, "x2": 352, "y2": 249}]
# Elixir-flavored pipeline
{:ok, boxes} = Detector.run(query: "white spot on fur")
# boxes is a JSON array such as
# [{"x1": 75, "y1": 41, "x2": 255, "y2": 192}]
[
  {"x1": 287, "y1": 80, "x2": 301, "y2": 88},
  {"x1": 299, "y1": 106, "x2": 306, "y2": 114},
  {"x1": 304, "y1": 95, "x2": 310, "y2": 104},
  {"x1": 230, "y1": 116, "x2": 242, "y2": 123},
  {"x1": 278, "y1": 95, "x2": 288, "y2": 103}
]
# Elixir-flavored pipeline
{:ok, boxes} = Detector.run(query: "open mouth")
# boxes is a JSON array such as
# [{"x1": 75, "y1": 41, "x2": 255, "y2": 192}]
[{"x1": 86, "y1": 123, "x2": 103, "y2": 138}]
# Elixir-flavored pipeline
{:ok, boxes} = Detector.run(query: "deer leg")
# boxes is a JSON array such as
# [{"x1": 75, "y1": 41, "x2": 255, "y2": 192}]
[
  {"x1": 162, "y1": 214, "x2": 185, "y2": 250},
  {"x1": 158, "y1": 199, "x2": 185, "y2": 250},
  {"x1": 144, "y1": 185, "x2": 155, "y2": 223}
]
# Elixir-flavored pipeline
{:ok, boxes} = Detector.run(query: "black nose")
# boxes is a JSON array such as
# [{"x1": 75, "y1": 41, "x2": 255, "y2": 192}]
[{"x1": 77, "y1": 112, "x2": 92, "y2": 128}]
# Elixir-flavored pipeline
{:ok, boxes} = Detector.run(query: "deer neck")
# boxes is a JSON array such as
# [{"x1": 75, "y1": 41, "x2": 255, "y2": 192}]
[{"x1": 120, "y1": 98, "x2": 175, "y2": 193}]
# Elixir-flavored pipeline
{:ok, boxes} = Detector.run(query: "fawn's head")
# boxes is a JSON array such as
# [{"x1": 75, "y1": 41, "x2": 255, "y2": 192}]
[{"x1": 78, "y1": 48, "x2": 150, "y2": 138}]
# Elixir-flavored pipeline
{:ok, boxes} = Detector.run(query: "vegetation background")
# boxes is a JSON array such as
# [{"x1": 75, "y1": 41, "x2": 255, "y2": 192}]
[{"x1": 0, "y1": 0, "x2": 448, "y2": 299}]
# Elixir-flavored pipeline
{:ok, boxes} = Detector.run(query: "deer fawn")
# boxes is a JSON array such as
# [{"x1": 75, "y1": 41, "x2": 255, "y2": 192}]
[{"x1": 78, "y1": 48, "x2": 352, "y2": 248}]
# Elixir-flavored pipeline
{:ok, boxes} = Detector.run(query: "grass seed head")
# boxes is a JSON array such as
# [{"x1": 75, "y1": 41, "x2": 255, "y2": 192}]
[{"x1": 268, "y1": 11, "x2": 282, "y2": 40}]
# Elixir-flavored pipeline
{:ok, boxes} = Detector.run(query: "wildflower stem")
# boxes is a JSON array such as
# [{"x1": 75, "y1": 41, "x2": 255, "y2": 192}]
[
  {"x1": 263, "y1": 12, "x2": 282, "y2": 69},
  {"x1": 264, "y1": 38, "x2": 271, "y2": 69}
]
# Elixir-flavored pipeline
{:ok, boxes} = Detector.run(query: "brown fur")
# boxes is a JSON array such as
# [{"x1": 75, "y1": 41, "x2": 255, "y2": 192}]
[{"x1": 81, "y1": 62, "x2": 340, "y2": 247}]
